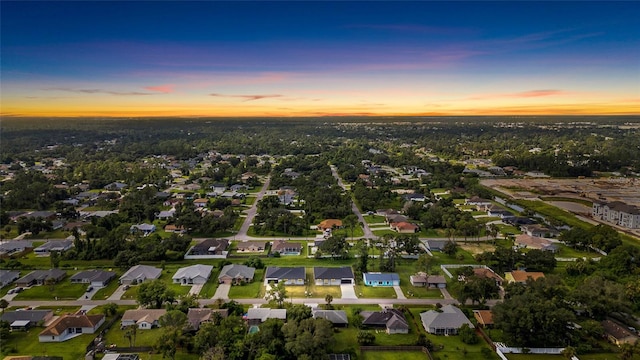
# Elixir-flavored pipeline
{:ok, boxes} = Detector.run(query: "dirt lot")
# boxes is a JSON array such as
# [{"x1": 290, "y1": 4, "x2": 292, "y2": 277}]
[{"x1": 481, "y1": 178, "x2": 640, "y2": 207}]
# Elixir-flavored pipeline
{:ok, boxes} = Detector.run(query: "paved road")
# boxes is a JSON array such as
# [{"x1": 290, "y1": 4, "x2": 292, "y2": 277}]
[
  {"x1": 330, "y1": 165, "x2": 374, "y2": 239},
  {"x1": 230, "y1": 176, "x2": 271, "y2": 241}
]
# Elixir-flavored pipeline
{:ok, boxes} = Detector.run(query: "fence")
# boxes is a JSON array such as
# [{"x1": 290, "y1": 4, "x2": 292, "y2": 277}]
[{"x1": 360, "y1": 346, "x2": 433, "y2": 360}]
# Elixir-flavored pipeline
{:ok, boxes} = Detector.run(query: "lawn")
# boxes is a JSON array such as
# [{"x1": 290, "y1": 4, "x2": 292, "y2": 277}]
[
  {"x1": 285, "y1": 270, "x2": 342, "y2": 299},
  {"x1": 228, "y1": 269, "x2": 265, "y2": 298},
  {"x1": 361, "y1": 351, "x2": 429, "y2": 360},
  {"x1": 92, "y1": 277, "x2": 123, "y2": 300},
  {"x1": 403, "y1": 286, "x2": 444, "y2": 299},
  {"x1": 354, "y1": 285, "x2": 397, "y2": 298},
  {"x1": 198, "y1": 269, "x2": 221, "y2": 298},
  {"x1": 14, "y1": 281, "x2": 86, "y2": 301},
  {"x1": 363, "y1": 214, "x2": 386, "y2": 224}
]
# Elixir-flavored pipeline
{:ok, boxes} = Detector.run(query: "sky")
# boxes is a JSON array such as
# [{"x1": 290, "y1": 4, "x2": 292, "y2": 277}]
[{"x1": 1, "y1": 1, "x2": 639, "y2": 117}]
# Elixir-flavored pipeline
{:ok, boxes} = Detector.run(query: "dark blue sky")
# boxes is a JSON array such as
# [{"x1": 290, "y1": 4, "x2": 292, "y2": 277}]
[{"x1": 2, "y1": 1, "x2": 638, "y2": 116}]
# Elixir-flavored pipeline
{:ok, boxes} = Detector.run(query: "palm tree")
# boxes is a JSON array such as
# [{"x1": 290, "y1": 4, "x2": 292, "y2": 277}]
[{"x1": 325, "y1": 294, "x2": 333, "y2": 309}]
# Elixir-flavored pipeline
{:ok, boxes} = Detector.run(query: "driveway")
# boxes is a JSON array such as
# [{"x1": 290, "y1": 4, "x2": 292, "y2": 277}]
[
  {"x1": 212, "y1": 284, "x2": 230, "y2": 300},
  {"x1": 189, "y1": 284, "x2": 204, "y2": 296},
  {"x1": 107, "y1": 285, "x2": 128, "y2": 301},
  {"x1": 78, "y1": 286, "x2": 99, "y2": 301},
  {"x1": 340, "y1": 284, "x2": 357, "y2": 299},
  {"x1": 393, "y1": 286, "x2": 406, "y2": 300}
]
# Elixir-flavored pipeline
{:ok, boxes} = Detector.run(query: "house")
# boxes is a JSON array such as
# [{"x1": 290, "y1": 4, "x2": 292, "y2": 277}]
[
  {"x1": 157, "y1": 208, "x2": 176, "y2": 220},
  {"x1": 312, "y1": 310, "x2": 348, "y2": 327},
  {"x1": 70, "y1": 270, "x2": 116, "y2": 287},
  {"x1": 173, "y1": 264, "x2": 214, "y2": 285},
  {"x1": 391, "y1": 221, "x2": 419, "y2": 233},
  {"x1": 520, "y1": 224, "x2": 559, "y2": 238},
  {"x1": 514, "y1": 234, "x2": 559, "y2": 252},
  {"x1": 0, "y1": 240, "x2": 33, "y2": 256},
  {"x1": 318, "y1": 219, "x2": 343, "y2": 231},
  {"x1": 188, "y1": 239, "x2": 230, "y2": 256},
  {"x1": 465, "y1": 196, "x2": 493, "y2": 209},
  {"x1": 218, "y1": 264, "x2": 256, "y2": 285},
  {"x1": 386, "y1": 214, "x2": 408, "y2": 225},
  {"x1": 264, "y1": 267, "x2": 305, "y2": 285},
  {"x1": 119, "y1": 265, "x2": 162, "y2": 285},
  {"x1": 402, "y1": 193, "x2": 427, "y2": 202},
  {"x1": 34, "y1": 240, "x2": 74, "y2": 256},
  {"x1": 193, "y1": 198, "x2": 209, "y2": 208},
  {"x1": 473, "y1": 310, "x2": 494, "y2": 328},
  {"x1": 104, "y1": 182, "x2": 127, "y2": 191},
  {"x1": 313, "y1": 267, "x2": 355, "y2": 285},
  {"x1": 121, "y1": 309, "x2": 167, "y2": 329},
  {"x1": 271, "y1": 240, "x2": 302, "y2": 255},
  {"x1": 130, "y1": 223, "x2": 156, "y2": 236},
  {"x1": 361, "y1": 308, "x2": 409, "y2": 334},
  {"x1": 410, "y1": 273, "x2": 446, "y2": 288},
  {"x1": 363, "y1": 272, "x2": 400, "y2": 287},
  {"x1": 39, "y1": 314, "x2": 104, "y2": 342},
  {"x1": 187, "y1": 308, "x2": 229, "y2": 331},
  {"x1": 593, "y1": 201, "x2": 640, "y2": 229},
  {"x1": 103, "y1": 354, "x2": 141, "y2": 360},
  {"x1": 236, "y1": 241, "x2": 267, "y2": 253},
  {"x1": 246, "y1": 308, "x2": 287, "y2": 325},
  {"x1": 164, "y1": 224, "x2": 186, "y2": 233},
  {"x1": 505, "y1": 270, "x2": 545, "y2": 284},
  {"x1": 472, "y1": 268, "x2": 503, "y2": 287},
  {"x1": 211, "y1": 183, "x2": 227, "y2": 194},
  {"x1": 16, "y1": 269, "x2": 67, "y2": 287},
  {"x1": 0, "y1": 270, "x2": 20, "y2": 288},
  {"x1": 601, "y1": 319, "x2": 639, "y2": 346},
  {"x1": 1, "y1": 310, "x2": 54, "y2": 330},
  {"x1": 420, "y1": 305, "x2": 474, "y2": 335},
  {"x1": 425, "y1": 239, "x2": 449, "y2": 252}
]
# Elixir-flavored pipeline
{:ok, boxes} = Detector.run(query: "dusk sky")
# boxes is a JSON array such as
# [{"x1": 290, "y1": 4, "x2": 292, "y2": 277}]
[{"x1": 2, "y1": 1, "x2": 639, "y2": 117}]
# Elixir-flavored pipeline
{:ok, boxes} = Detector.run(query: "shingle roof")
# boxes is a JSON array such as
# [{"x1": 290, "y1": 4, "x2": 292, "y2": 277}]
[
  {"x1": 313, "y1": 267, "x2": 354, "y2": 280},
  {"x1": 39, "y1": 314, "x2": 104, "y2": 336},
  {"x1": 219, "y1": 264, "x2": 255, "y2": 280},
  {"x1": 361, "y1": 309, "x2": 408, "y2": 330},
  {"x1": 17, "y1": 269, "x2": 66, "y2": 284},
  {"x1": 420, "y1": 305, "x2": 473, "y2": 330},
  {"x1": 265, "y1": 266, "x2": 305, "y2": 280},
  {"x1": 173, "y1": 264, "x2": 214, "y2": 280},
  {"x1": 363, "y1": 272, "x2": 399, "y2": 282},
  {"x1": 119, "y1": 265, "x2": 162, "y2": 282},
  {"x1": 70, "y1": 270, "x2": 116, "y2": 283},
  {"x1": 1, "y1": 310, "x2": 52, "y2": 323},
  {"x1": 246, "y1": 308, "x2": 286, "y2": 321},
  {"x1": 601, "y1": 319, "x2": 639, "y2": 340},
  {"x1": 312, "y1": 310, "x2": 348, "y2": 325},
  {"x1": 121, "y1": 309, "x2": 166, "y2": 325}
]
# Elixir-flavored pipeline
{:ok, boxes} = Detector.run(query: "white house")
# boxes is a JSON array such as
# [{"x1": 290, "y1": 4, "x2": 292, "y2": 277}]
[
  {"x1": 39, "y1": 314, "x2": 104, "y2": 342},
  {"x1": 172, "y1": 264, "x2": 214, "y2": 285},
  {"x1": 119, "y1": 265, "x2": 162, "y2": 285},
  {"x1": 121, "y1": 309, "x2": 166, "y2": 329}
]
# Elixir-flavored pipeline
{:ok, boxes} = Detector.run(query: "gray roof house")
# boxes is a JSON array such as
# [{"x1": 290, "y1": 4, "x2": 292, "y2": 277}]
[
  {"x1": 70, "y1": 270, "x2": 116, "y2": 287},
  {"x1": 420, "y1": 305, "x2": 474, "y2": 335},
  {"x1": 0, "y1": 270, "x2": 20, "y2": 288},
  {"x1": 1, "y1": 310, "x2": 54, "y2": 329},
  {"x1": 0, "y1": 240, "x2": 33, "y2": 256},
  {"x1": 264, "y1": 267, "x2": 305, "y2": 285},
  {"x1": 246, "y1": 308, "x2": 287, "y2": 325},
  {"x1": 16, "y1": 269, "x2": 66, "y2": 287},
  {"x1": 119, "y1": 265, "x2": 162, "y2": 285},
  {"x1": 361, "y1": 308, "x2": 409, "y2": 334},
  {"x1": 173, "y1": 264, "x2": 214, "y2": 285},
  {"x1": 218, "y1": 264, "x2": 256, "y2": 285},
  {"x1": 313, "y1": 267, "x2": 355, "y2": 285},
  {"x1": 312, "y1": 310, "x2": 348, "y2": 327},
  {"x1": 187, "y1": 308, "x2": 229, "y2": 331},
  {"x1": 34, "y1": 240, "x2": 74, "y2": 255}
]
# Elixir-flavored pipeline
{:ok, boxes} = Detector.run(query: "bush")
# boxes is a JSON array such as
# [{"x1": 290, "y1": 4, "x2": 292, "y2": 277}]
[
  {"x1": 459, "y1": 324, "x2": 479, "y2": 344},
  {"x1": 357, "y1": 331, "x2": 375, "y2": 345}
]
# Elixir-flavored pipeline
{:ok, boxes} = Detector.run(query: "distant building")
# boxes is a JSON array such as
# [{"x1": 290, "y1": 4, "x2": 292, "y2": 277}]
[{"x1": 593, "y1": 201, "x2": 640, "y2": 229}]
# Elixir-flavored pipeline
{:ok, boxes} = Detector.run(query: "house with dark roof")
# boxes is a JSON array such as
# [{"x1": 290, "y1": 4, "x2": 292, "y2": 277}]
[
  {"x1": 313, "y1": 267, "x2": 355, "y2": 285},
  {"x1": 218, "y1": 264, "x2": 256, "y2": 285},
  {"x1": 271, "y1": 240, "x2": 302, "y2": 255},
  {"x1": 16, "y1": 269, "x2": 66, "y2": 287},
  {"x1": 39, "y1": 314, "x2": 104, "y2": 342},
  {"x1": 34, "y1": 240, "x2": 74, "y2": 256},
  {"x1": 0, "y1": 270, "x2": 20, "y2": 288},
  {"x1": 601, "y1": 319, "x2": 639, "y2": 346},
  {"x1": 1, "y1": 310, "x2": 54, "y2": 330},
  {"x1": 0, "y1": 240, "x2": 33, "y2": 257},
  {"x1": 119, "y1": 265, "x2": 162, "y2": 285},
  {"x1": 264, "y1": 267, "x2": 305, "y2": 285},
  {"x1": 121, "y1": 309, "x2": 166, "y2": 329},
  {"x1": 520, "y1": 224, "x2": 559, "y2": 238},
  {"x1": 187, "y1": 239, "x2": 230, "y2": 258},
  {"x1": 312, "y1": 310, "x2": 348, "y2": 327},
  {"x1": 187, "y1": 308, "x2": 228, "y2": 331},
  {"x1": 70, "y1": 270, "x2": 116, "y2": 287},
  {"x1": 363, "y1": 272, "x2": 400, "y2": 287},
  {"x1": 420, "y1": 305, "x2": 474, "y2": 335},
  {"x1": 361, "y1": 308, "x2": 409, "y2": 334}
]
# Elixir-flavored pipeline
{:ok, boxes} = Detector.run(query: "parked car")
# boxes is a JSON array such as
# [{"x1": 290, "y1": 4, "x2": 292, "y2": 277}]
[{"x1": 86, "y1": 286, "x2": 93, "y2": 292}]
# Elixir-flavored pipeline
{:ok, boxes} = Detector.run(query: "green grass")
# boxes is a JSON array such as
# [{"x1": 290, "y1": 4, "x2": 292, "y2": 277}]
[
  {"x1": 363, "y1": 214, "x2": 386, "y2": 224},
  {"x1": 354, "y1": 285, "x2": 397, "y2": 298},
  {"x1": 540, "y1": 196, "x2": 593, "y2": 206},
  {"x1": 92, "y1": 278, "x2": 122, "y2": 300},
  {"x1": 361, "y1": 351, "x2": 429, "y2": 360},
  {"x1": 373, "y1": 229, "x2": 398, "y2": 236},
  {"x1": 14, "y1": 278, "x2": 86, "y2": 300},
  {"x1": 228, "y1": 269, "x2": 265, "y2": 298},
  {"x1": 198, "y1": 269, "x2": 221, "y2": 298},
  {"x1": 402, "y1": 286, "x2": 444, "y2": 299}
]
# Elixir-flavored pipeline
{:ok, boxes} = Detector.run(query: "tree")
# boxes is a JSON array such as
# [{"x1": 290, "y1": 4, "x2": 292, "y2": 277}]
[
  {"x1": 523, "y1": 249, "x2": 557, "y2": 272},
  {"x1": 103, "y1": 302, "x2": 118, "y2": 317},
  {"x1": 137, "y1": 279, "x2": 176, "y2": 309},
  {"x1": 0, "y1": 299, "x2": 8, "y2": 313},
  {"x1": 357, "y1": 331, "x2": 375, "y2": 345},
  {"x1": 459, "y1": 324, "x2": 478, "y2": 344},
  {"x1": 355, "y1": 240, "x2": 369, "y2": 274},
  {"x1": 416, "y1": 253, "x2": 432, "y2": 274},
  {"x1": 320, "y1": 234, "x2": 348, "y2": 259},
  {"x1": 50, "y1": 250, "x2": 61, "y2": 268},
  {"x1": 156, "y1": 310, "x2": 189, "y2": 360},
  {"x1": 343, "y1": 214, "x2": 359, "y2": 241},
  {"x1": 244, "y1": 256, "x2": 264, "y2": 269},
  {"x1": 443, "y1": 241, "x2": 457, "y2": 256},
  {"x1": 124, "y1": 324, "x2": 137, "y2": 347},
  {"x1": 268, "y1": 281, "x2": 288, "y2": 308},
  {"x1": 159, "y1": 309, "x2": 189, "y2": 329},
  {"x1": 283, "y1": 318, "x2": 334, "y2": 359},
  {"x1": 325, "y1": 294, "x2": 333, "y2": 309},
  {"x1": 287, "y1": 304, "x2": 312, "y2": 323},
  {"x1": 561, "y1": 346, "x2": 576, "y2": 359}
]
